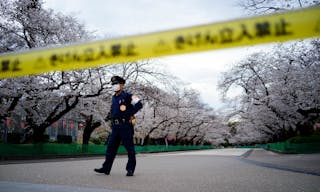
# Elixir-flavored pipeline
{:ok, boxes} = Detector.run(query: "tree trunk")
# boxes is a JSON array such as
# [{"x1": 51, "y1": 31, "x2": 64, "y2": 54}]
[
  {"x1": 32, "y1": 126, "x2": 46, "y2": 143},
  {"x1": 82, "y1": 115, "x2": 101, "y2": 144},
  {"x1": 26, "y1": 96, "x2": 80, "y2": 144}
]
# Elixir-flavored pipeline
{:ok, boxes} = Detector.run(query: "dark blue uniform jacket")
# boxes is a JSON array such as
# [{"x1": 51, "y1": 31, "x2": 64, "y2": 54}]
[{"x1": 110, "y1": 91, "x2": 143, "y2": 120}]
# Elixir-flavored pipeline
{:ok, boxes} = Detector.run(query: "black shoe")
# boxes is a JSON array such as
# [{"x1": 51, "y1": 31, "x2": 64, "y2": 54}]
[
  {"x1": 126, "y1": 171, "x2": 134, "y2": 176},
  {"x1": 94, "y1": 168, "x2": 110, "y2": 175}
]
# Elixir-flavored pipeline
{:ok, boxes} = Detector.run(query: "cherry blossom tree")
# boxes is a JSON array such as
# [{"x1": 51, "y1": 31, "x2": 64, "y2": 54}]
[
  {"x1": 1, "y1": 0, "x2": 221, "y2": 146},
  {"x1": 215, "y1": 0, "x2": 320, "y2": 145},
  {"x1": 0, "y1": 0, "x2": 95, "y2": 142},
  {"x1": 239, "y1": 0, "x2": 319, "y2": 15},
  {"x1": 133, "y1": 82, "x2": 219, "y2": 145},
  {"x1": 219, "y1": 40, "x2": 320, "y2": 143}
]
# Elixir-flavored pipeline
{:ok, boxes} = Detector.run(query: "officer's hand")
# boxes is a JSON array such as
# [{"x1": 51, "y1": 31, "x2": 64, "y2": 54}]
[
  {"x1": 105, "y1": 112, "x2": 111, "y2": 121},
  {"x1": 130, "y1": 116, "x2": 136, "y2": 126}
]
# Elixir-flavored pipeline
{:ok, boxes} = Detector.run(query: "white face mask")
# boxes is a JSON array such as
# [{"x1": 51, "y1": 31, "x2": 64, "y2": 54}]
[{"x1": 112, "y1": 84, "x2": 121, "y2": 92}]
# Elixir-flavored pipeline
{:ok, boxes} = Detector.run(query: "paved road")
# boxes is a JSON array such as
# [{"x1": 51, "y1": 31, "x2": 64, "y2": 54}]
[{"x1": 0, "y1": 148, "x2": 319, "y2": 192}]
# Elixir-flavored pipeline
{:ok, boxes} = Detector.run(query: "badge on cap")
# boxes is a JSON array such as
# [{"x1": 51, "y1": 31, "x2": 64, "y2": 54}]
[{"x1": 120, "y1": 105, "x2": 126, "y2": 111}]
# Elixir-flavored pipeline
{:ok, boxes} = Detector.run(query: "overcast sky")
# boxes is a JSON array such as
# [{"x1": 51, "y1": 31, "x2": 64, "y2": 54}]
[{"x1": 43, "y1": 0, "x2": 268, "y2": 110}]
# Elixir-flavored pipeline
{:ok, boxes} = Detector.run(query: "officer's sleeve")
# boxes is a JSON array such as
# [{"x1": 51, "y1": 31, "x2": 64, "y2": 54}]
[
  {"x1": 105, "y1": 111, "x2": 111, "y2": 121},
  {"x1": 129, "y1": 94, "x2": 143, "y2": 116}
]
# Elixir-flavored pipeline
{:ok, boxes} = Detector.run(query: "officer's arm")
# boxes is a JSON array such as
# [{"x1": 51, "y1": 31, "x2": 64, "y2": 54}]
[
  {"x1": 130, "y1": 95, "x2": 143, "y2": 116},
  {"x1": 105, "y1": 111, "x2": 111, "y2": 121}
]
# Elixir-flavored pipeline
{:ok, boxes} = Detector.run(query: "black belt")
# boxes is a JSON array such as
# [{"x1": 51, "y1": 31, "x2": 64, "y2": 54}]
[{"x1": 112, "y1": 118, "x2": 130, "y2": 125}]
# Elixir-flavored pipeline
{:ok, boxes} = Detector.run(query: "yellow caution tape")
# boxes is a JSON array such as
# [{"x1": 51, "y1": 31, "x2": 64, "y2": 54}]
[{"x1": 0, "y1": 7, "x2": 319, "y2": 79}]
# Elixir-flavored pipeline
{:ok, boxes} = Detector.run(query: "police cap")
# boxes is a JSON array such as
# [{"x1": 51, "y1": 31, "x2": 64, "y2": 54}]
[{"x1": 111, "y1": 76, "x2": 126, "y2": 85}]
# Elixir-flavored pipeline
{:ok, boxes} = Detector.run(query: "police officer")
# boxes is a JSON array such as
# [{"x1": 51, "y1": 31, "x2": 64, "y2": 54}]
[{"x1": 94, "y1": 76, "x2": 143, "y2": 176}]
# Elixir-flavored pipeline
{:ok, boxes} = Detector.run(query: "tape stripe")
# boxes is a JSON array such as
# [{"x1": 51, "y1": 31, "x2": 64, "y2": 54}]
[{"x1": 0, "y1": 7, "x2": 319, "y2": 79}]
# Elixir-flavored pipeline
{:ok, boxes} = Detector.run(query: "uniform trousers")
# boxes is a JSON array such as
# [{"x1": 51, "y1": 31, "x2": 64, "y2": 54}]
[{"x1": 102, "y1": 122, "x2": 136, "y2": 173}]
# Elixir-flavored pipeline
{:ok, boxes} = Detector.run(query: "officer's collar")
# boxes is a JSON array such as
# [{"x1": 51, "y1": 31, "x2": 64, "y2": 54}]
[{"x1": 114, "y1": 90, "x2": 125, "y2": 97}]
